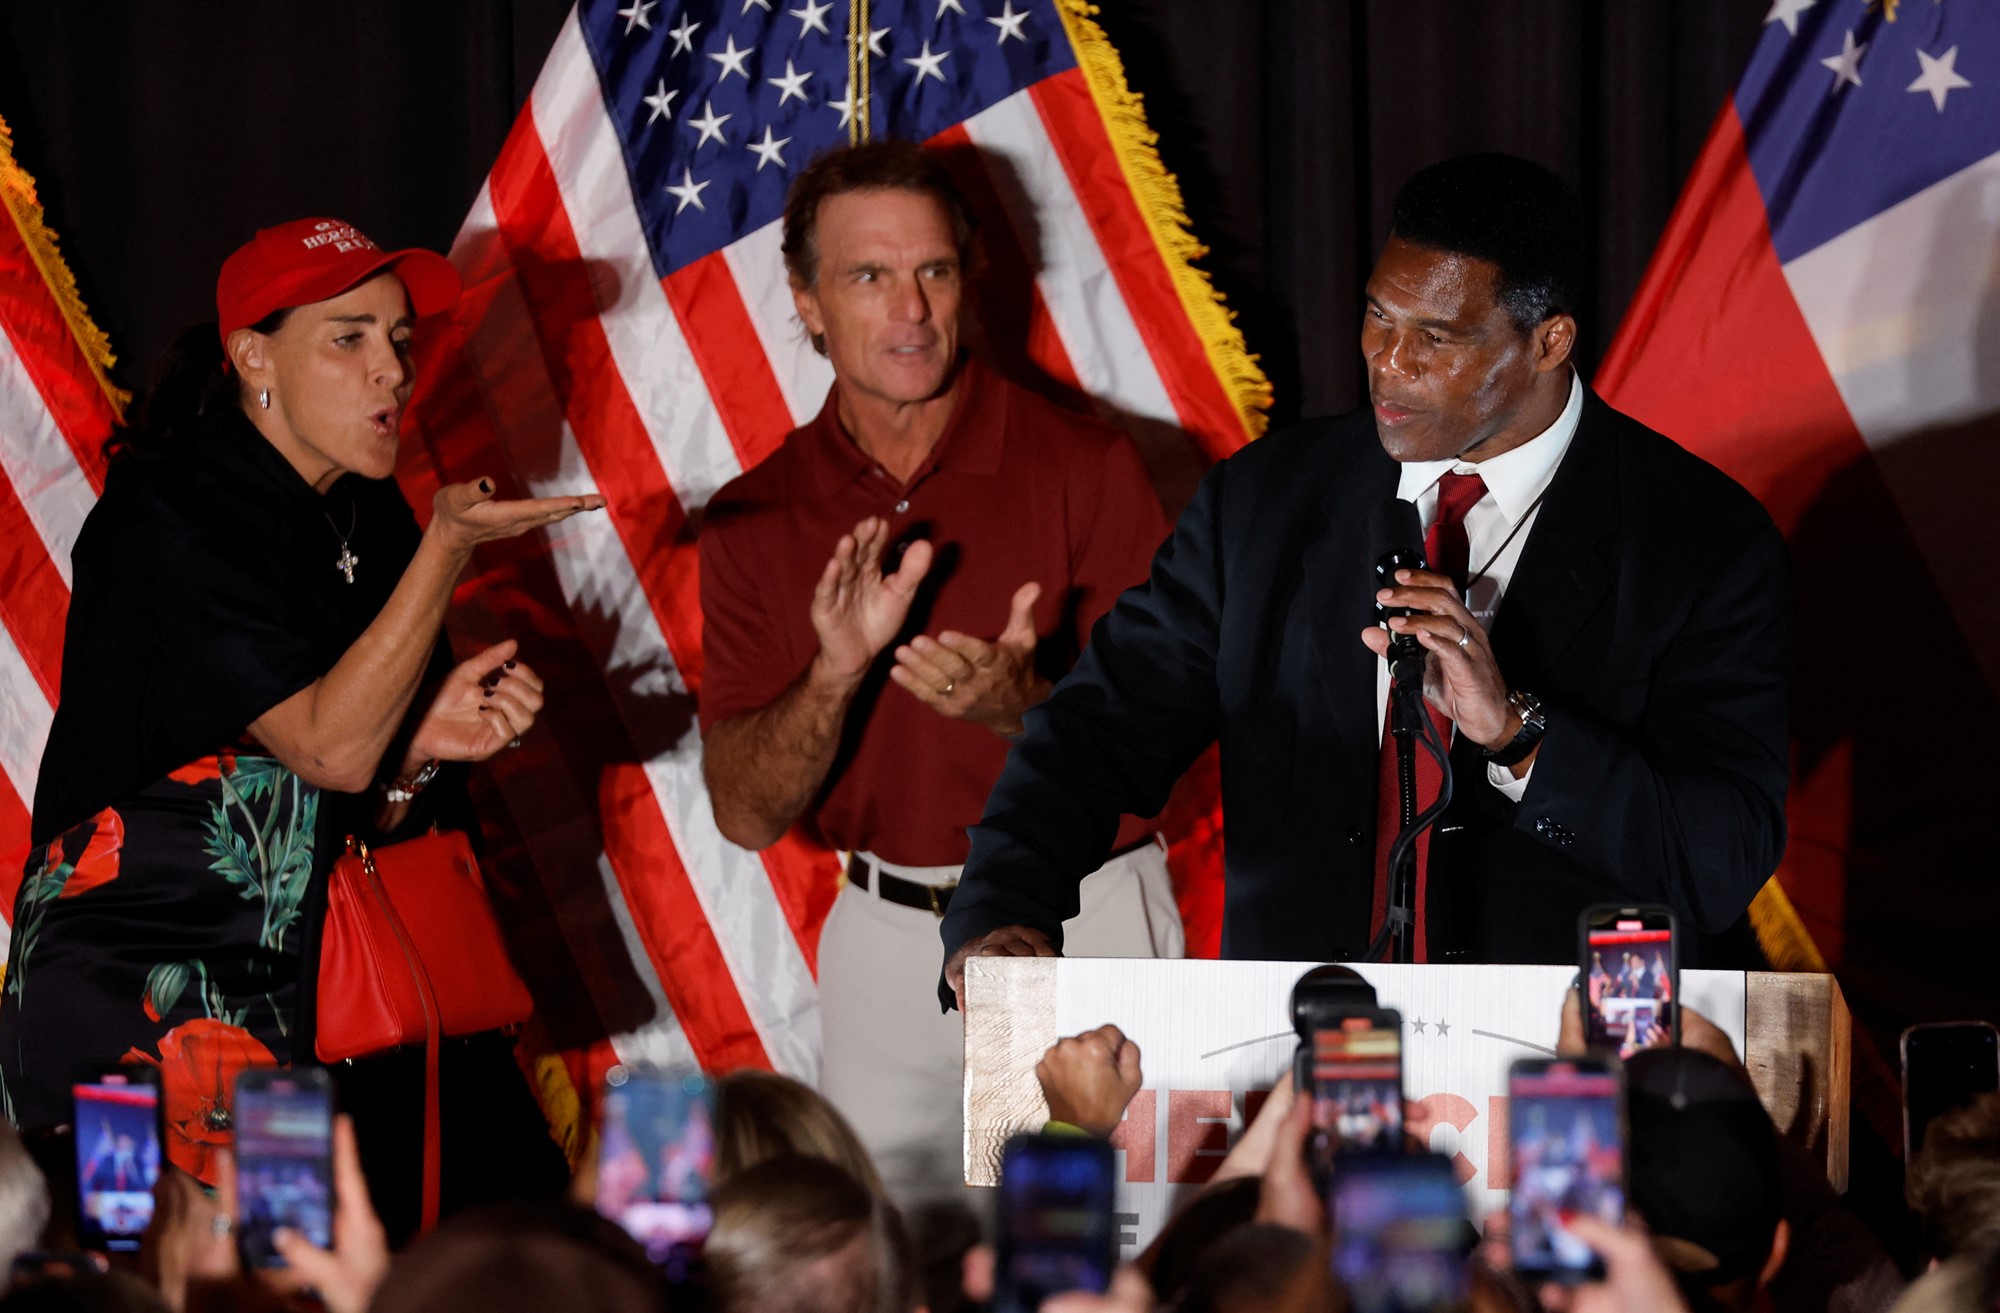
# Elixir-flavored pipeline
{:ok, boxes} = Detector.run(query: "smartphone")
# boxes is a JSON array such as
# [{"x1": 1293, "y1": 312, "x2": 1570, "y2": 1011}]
[
  {"x1": 1296, "y1": 1004, "x2": 1405, "y2": 1173},
  {"x1": 1579, "y1": 904, "x2": 1678, "y2": 1053},
  {"x1": 595, "y1": 1066, "x2": 717, "y2": 1283},
  {"x1": 1330, "y1": 1153, "x2": 1471, "y2": 1313},
  {"x1": 1507, "y1": 1057, "x2": 1625, "y2": 1285},
  {"x1": 233, "y1": 1068, "x2": 334, "y2": 1269},
  {"x1": 992, "y1": 1132, "x2": 1118, "y2": 1313},
  {"x1": 71, "y1": 1065, "x2": 163, "y2": 1253},
  {"x1": 1903, "y1": 1021, "x2": 2000, "y2": 1160}
]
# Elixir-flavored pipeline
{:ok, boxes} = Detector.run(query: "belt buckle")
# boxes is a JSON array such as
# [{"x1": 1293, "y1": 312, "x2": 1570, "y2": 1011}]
[{"x1": 928, "y1": 882, "x2": 957, "y2": 918}]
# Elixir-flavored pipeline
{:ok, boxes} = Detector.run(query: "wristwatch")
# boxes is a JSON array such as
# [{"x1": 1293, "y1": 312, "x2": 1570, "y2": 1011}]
[
  {"x1": 383, "y1": 759, "x2": 441, "y2": 803},
  {"x1": 1482, "y1": 691, "x2": 1547, "y2": 768}
]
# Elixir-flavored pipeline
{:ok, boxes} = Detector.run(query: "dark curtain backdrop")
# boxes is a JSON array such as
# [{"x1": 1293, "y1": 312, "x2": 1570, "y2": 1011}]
[{"x1": 0, "y1": 1, "x2": 1763, "y2": 418}]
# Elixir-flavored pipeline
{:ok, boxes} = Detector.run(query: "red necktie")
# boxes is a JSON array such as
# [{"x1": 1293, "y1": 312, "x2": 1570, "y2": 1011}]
[{"x1": 1370, "y1": 472, "x2": 1487, "y2": 962}]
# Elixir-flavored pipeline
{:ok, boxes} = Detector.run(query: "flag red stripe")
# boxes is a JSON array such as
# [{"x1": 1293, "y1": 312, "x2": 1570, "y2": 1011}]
[
  {"x1": 0, "y1": 214, "x2": 114, "y2": 492},
  {"x1": 485, "y1": 115, "x2": 707, "y2": 694},
  {"x1": 0, "y1": 469, "x2": 67, "y2": 704},
  {"x1": 0, "y1": 770, "x2": 29, "y2": 916},
  {"x1": 601, "y1": 762, "x2": 772, "y2": 1071},
  {"x1": 1594, "y1": 99, "x2": 1865, "y2": 535},
  {"x1": 661, "y1": 253, "x2": 798, "y2": 478},
  {"x1": 1028, "y1": 69, "x2": 1251, "y2": 460}
]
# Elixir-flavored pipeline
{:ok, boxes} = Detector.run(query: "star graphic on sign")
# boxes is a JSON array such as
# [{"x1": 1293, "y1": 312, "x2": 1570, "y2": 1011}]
[
  {"x1": 1411, "y1": 1017, "x2": 1429, "y2": 1035},
  {"x1": 867, "y1": 27, "x2": 891, "y2": 56},
  {"x1": 829, "y1": 88, "x2": 857, "y2": 127},
  {"x1": 748, "y1": 124, "x2": 793, "y2": 171},
  {"x1": 666, "y1": 167, "x2": 710, "y2": 214},
  {"x1": 768, "y1": 58, "x2": 813, "y2": 105},
  {"x1": 642, "y1": 79, "x2": 679, "y2": 123},
  {"x1": 617, "y1": 0, "x2": 655, "y2": 34},
  {"x1": 904, "y1": 39, "x2": 951, "y2": 84},
  {"x1": 988, "y1": 0, "x2": 1030, "y2": 43},
  {"x1": 790, "y1": 0, "x2": 833, "y2": 35},
  {"x1": 1435, "y1": 1019, "x2": 1452, "y2": 1038},
  {"x1": 1763, "y1": 0, "x2": 1815, "y2": 36},
  {"x1": 1820, "y1": 29, "x2": 1866, "y2": 90},
  {"x1": 1907, "y1": 45, "x2": 1971, "y2": 112},
  {"x1": 688, "y1": 99, "x2": 732, "y2": 148},
  {"x1": 937, "y1": 0, "x2": 966, "y2": 16},
  {"x1": 668, "y1": 14, "x2": 700, "y2": 55},
  {"x1": 709, "y1": 33, "x2": 753, "y2": 81}
]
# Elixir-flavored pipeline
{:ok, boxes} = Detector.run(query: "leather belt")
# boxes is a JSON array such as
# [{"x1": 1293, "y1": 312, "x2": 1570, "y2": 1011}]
[
  {"x1": 847, "y1": 856, "x2": 955, "y2": 917},
  {"x1": 846, "y1": 835, "x2": 1161, "y2": 920}
]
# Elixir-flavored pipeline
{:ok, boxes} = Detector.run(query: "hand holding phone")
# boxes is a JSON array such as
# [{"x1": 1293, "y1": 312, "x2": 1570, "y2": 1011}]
[
  {"x1": 1579, "y1": 904, "x2": 1677, "y2": 1056},
  {"x1": 1330, "y1": 1154, "x2": 1470, "y2": 1313},
  {"x1": 1903, "y1": 1021, "x2": 2000, "y2": 1160},
  {"x1": 1508, "y1": 1057, "x2": 1625, "y2": 1285},
  {"x1": 1295, "y1": 1004, "x2": 1405, "y2": 1176},
  {"x1": 992, "y1": 1132, "x2": 1118, "y2": 1313},
  {"x1": 232, "y1": 1068, "x2": 335, "y2": 1270}
]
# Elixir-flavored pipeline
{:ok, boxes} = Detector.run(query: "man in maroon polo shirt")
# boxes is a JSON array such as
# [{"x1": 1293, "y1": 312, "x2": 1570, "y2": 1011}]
[{"x1": 697, "y1": 140, "x2": 1182, "y2": 1203}]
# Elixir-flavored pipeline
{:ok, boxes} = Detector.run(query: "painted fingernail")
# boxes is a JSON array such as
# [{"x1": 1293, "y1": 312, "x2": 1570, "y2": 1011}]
[
  {"x1": 478, "y1": 478, "x2": 494, "y2": 493},
  {"x1": 504, "y1": 660, "x2": 517, "y2": 670}
]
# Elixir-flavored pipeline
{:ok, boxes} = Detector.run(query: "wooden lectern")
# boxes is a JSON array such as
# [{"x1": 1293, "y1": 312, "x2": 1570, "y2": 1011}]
[{"x1": 963, "y1": 958, "x2": 1848, "y2": 1250}]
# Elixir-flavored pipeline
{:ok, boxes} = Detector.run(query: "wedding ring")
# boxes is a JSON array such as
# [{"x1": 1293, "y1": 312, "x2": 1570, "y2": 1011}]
[
  {"x1": 509, "y1": 737, "x2": 522, "y2": 750},
  {"x1": 211, "y1": 1214, "x2": 235, "y2": 1238},
  {"x1": 941, "y1": 681, "x2": 956, "y2": 697},
  {"x1": 1456, "y1": 625, "x2": 1472, "y2": 650}
]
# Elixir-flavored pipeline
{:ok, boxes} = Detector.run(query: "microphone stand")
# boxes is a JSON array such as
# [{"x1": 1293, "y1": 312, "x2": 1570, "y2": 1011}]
[{"x1": 1385, "y1": 663, "x2": 1426, "y2": 964}]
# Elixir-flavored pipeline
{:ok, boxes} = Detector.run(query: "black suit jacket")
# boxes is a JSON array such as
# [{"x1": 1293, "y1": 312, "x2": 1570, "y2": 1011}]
[{"x1": 940, "y1": 391, "x2": 1791, "y2": 993}]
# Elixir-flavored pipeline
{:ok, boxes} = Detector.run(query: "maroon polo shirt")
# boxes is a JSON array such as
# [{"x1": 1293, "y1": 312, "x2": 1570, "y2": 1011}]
[{"x1": 697, "y1": 357, "x2": 1168, "y2": 866}]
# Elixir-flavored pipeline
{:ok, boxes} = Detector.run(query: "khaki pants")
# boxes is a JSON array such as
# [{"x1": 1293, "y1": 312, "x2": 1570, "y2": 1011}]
[{"x1": 818, "y1": 839, "x2": 1184, "y2": 1208}]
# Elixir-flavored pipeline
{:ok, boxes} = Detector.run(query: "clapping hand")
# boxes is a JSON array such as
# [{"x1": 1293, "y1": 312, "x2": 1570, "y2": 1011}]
[
  {"x1": 811, "y1": 517, "x2": 935, "y2": 682},
  {"x1": 891, "y1": 582, "x2": 1049, "y2": 736},
  {"x1": 411, "y1": 639, "x2": 543, "y2": 762}
]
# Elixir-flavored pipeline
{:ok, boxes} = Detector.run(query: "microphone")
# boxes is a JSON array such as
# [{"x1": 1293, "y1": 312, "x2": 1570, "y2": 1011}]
[{"x1": 1369, "y1": 498, "x2": 1427, "y2": 687}]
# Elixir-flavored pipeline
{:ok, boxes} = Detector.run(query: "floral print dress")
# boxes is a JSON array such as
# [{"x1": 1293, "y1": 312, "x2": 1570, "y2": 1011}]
[{"x1": 1, "y1": 749, "x2": 320, "y2": 1178}]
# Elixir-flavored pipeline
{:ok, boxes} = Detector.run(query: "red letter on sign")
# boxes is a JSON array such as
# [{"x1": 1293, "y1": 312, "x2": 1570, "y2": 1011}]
[
  {"x1": 1166, "y1": 1090, "x2": 1233, "y2": 1185},
  {"x1": 1108, "y1": 1089, "x2": 1157, "y2": 1184},
  {"x1": 1404, "y1": 1092, "x2": 1480, "y2": 1184},
  {"x1": 1487, "y1": 1095, "x2": 1512, "y2": 1190}
]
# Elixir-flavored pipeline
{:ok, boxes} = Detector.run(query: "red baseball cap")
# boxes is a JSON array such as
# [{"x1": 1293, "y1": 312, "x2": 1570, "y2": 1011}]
[{"x1": 215, "y1": 217, "x2": 461, "y2": 343}]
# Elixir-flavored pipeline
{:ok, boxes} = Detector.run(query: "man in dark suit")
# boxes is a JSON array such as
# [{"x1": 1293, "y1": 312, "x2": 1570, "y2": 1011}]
[{"x1": 939, "y1": 153, "x2": 1790, "y2": 1004}]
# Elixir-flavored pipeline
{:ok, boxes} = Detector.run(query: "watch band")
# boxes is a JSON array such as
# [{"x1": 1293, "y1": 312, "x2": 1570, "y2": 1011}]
[{"x1": 1483, "y1": 691, "x2": 1547, "y2": 768}]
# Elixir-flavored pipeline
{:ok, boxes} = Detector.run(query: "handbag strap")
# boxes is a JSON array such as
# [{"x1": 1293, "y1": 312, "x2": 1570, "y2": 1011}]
[{"x1": 348, "y1": 836, "x2": 445, "y2": 1231}]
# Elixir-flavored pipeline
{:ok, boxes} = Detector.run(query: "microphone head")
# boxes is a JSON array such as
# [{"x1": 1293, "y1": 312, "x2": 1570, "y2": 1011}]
[{"x1": 1369, "y1": 498, "x2": 1423, "y2": 558}]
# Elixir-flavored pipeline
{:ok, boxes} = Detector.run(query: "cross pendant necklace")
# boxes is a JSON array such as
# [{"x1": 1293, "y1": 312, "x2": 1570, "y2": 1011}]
[{"x1": 324, "y1": 502, "x2": 359, "y2": 585}]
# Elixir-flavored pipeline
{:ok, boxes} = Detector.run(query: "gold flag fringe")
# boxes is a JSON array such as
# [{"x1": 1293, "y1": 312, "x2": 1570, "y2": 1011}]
[
  {"x1": 0, "y1": 114, "x2": 129, "y2": 417},
  {"x1": 1052, "y1": 0, "x2": 1272, "y2": 442},
  {"x1": 1748, "y1": 874, "x2": 1828, "y2": 973}
]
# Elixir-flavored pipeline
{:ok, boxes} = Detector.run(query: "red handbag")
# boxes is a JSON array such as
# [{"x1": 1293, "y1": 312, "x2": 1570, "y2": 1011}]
[{"x1": 317, "y1": 829, "x2": 533, "y2": 1228}]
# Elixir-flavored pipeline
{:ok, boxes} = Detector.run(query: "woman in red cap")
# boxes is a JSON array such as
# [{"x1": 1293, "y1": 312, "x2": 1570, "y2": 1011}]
[{"x1": 0, "y1": 219, "x2": 601, "y2": 1210}]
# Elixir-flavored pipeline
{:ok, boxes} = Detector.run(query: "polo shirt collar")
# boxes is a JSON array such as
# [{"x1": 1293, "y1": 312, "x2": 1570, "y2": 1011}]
[
  {"x1": 798, "y1": 354, "x2": 1007, "y2": 496},
  {"x1": 1395, "y1": 370, "x2": 1583, "y2": 522}
]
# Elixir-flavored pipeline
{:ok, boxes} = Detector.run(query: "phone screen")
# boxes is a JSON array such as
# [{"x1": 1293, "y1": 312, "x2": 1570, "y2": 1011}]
[
  {"x1": 72, "y1": 1071, "x2": 162, "y2": 1252},
  {"x1": 993, "y1": 1133, "x2": 1117, "y2": 1313},
  {"x1": 1582, "y1": 908, "x2": 1676, "y2": 1054},
  {"x1": 1309, "y1": 1010, "x2": 1405, "y2": 1169},
  {"x1": 233, "y1": 1071, "x2": 334, "y2": 1269},
  {"x1": 596, "y1": 1068, "x2": 717, "y2": 1281},
  {"x1": 1508, "y1": 1061, "x2": 1624, "y2": 1283},
  {"x1": 1330, "y1": 1154, "x2": 1470, "y2": 1313},
  {"x1": 1904, "y1": 1023, "x2": 2000, "y2": 1159}
]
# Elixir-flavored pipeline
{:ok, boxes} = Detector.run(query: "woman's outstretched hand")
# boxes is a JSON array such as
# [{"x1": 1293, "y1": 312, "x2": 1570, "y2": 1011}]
[
  {"x1": 430, "y1": 478, "x2": 605, "y2": 554},
  {"x1": 412, "y1": 639, "x2": 544, "y2": 762}
]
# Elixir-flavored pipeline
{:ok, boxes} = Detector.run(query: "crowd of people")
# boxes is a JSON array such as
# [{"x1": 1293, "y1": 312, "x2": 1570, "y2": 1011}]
[{"x1": 0, "y1": 979, "x2": 1990, "y2": 1313}]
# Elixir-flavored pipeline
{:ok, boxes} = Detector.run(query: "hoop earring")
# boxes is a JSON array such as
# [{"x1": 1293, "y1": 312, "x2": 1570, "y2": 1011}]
[{"x1": 259, "y1": 389, "x2": 271, "y2": 410}]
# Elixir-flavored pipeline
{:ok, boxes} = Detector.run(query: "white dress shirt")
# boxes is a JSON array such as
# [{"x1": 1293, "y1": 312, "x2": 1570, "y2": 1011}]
[{"x1": 1373, "y1": 371, "x2": 1584, "y2": 801}]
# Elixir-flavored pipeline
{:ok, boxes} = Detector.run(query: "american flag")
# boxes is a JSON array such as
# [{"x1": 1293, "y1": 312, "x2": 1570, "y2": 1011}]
[
  {"x1": 393, "y1": 0, "x2": 1268, "y2": 1120},
  {"x1": 0, "y1": 116, "x2": 125, "y2": 942},
  {"x1": 1597, "y1": 0, "x2": 1998, "y2": 978}
]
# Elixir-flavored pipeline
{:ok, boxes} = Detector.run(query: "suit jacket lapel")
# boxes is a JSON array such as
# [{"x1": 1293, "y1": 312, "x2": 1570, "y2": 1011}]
[
  {"x1": 1301, "y1": 436, "x2": 1400, "y2": 775},
  {"x1": 1490, "y1": 390, "x2": 1621, "y2": 683}
]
